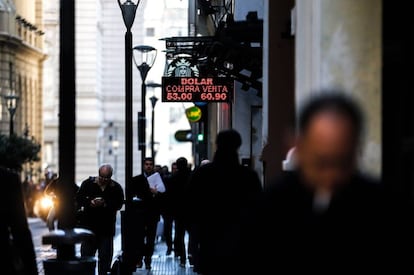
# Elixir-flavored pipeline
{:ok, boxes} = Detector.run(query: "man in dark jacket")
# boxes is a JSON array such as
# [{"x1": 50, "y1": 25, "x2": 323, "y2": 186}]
[
  {"x1": 1, "y1": 166, "x2": 38, "y2": 275},
  {"x1": 187, "y1": 129, "x2": 263, "y2": 275},
  {"x1": 257, "y1": 93, "x2": 389, "y2": 273},
  {"x1": 128, "y1": 157, "x2": 165, "y2": 270},
  {"x1": 167, "y1": 156, "x2": 192, "y2": 267},
  {"x1": 76, "y1": 163, "x2": 124, "y2": 275},
  {"x1": 159, "y1": 161, "x2": 177, "y2": 256}
]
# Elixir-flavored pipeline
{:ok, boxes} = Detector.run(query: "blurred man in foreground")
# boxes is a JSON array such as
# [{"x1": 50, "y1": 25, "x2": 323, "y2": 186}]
[{"x1": 257, "y1": 92, "x2": 387, "y2": 273}]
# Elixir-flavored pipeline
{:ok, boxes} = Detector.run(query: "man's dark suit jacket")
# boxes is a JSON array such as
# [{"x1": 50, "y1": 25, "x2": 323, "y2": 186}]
[
  {"x1": 256, "y1": 170, "x2": 390, "y2": 273},
  {"x1": 129, "y1": 174, "x2": 161, "y2": 222}
]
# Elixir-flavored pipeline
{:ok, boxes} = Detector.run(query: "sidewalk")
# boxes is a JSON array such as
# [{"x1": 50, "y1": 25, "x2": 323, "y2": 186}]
[
  {"x1": 111, "y1": 232, "x2": 198, "y2": 275},
  {"x1": 37, "y1": 227, "x2": 198, "y2": 275},
  {"x1": 130, "y1": 237, "x2": 198, "y2": 275}
]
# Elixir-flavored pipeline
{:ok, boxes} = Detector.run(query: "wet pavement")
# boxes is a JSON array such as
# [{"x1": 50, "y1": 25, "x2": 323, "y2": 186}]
[
  {"x1": 30, "y1": 217, "x2": 198, "y2": 275},
  {"x1": 131, "y1": 237, "x2": 198, "y2": 275}
]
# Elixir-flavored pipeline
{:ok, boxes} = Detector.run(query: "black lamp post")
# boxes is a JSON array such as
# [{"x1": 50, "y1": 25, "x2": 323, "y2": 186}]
[
  {"x1": 149, "y1": 95, "x2": 158, "y2": 160},
  {"x1": 118, "y1": 2, "x2": 139, "y2": 273},
  {"x1": 133, "y1": 45, "x2": 157, "y2": 173},
  {"x1": 4, "y1": 94, "x2": 19, "y2": 136},
  {"x1": 42, "y1": 1, "x2": 96, "y2": 274},
  {"x1": 112, "y1": 138, "x2": 120, "y2": 180},
  {"x1": 146, "y1": 82, "x2": 162, "y2": 160},
  {"x1": 118, "y1": 0, "x2": 139, "y2": 203}
]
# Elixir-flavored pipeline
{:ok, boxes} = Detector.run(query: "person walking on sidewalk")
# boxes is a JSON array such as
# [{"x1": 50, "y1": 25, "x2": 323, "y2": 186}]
[
  {"x1": 1, "y1": 166, "x2": 38, "y2": 275},
  {"x1": 76, "y1": 163, "x2": 124, "y2": 275},
  {"x1": 129, "y1": 157, "x2": 165, "y2": 270},
  {"x1": 43, "y1": 176, "x2": 80, "y2": 231},
  {"x1": 187, "y1": 129, "x2": 263, "y2": 275},
  {"x1": 168, "y1": 157, "x2": 192, "y2": 267},
  {"x1": 159, "y1": 161, "x2": 177, "y2": 256}
]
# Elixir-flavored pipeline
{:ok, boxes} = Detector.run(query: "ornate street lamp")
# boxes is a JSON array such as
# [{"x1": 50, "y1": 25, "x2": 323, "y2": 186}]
[
  {"x1": 133, "y1": 45, "x2": 157, "y2": 172},
  {"x1": 4, "y1": 94, "x2": 19, "y2": 136},
  {"x1": 118, "y1": 0, "x2": 139, "y2": 202},
  {"x1": 112, "y1": 138, "x2": 120, "y2": 180},
  {"x1": 149, "y1": 95, "x2": 158, "y2": 160},
  {"x1": 118, "y1": 2, "x2": 140, "y2": 272},
  {"x1": 146, "y1": 82, "x2": 161, "y2": 160},
  {"x1": 118, "y1": 0, "x2": 139, "y2": 30}
]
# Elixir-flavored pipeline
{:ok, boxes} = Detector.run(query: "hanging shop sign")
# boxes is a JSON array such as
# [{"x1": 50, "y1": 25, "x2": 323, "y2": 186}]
[
  {"x1": 162, "y1": 77, "x2": 234, "y2": 102},
  {"x1": 166, "y1": 57, "x2": 200, "y2": 77},
  {"x1": 162, "y1": 56, "x2": 233, "y2": 103}
]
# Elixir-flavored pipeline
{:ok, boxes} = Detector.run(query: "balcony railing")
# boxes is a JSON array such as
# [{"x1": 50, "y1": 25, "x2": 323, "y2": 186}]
[{"x1": 15, "y1": 15, "x2": 44, "y2": 49}]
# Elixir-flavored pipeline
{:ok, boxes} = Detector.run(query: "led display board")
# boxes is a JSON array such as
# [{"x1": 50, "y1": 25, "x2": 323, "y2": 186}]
[{"x1": 162, "y1": 77, "x2": 233, "y2": 102}]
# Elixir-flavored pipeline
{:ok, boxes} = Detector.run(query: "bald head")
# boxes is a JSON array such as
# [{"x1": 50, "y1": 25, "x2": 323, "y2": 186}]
[
  {"x1": 99, "y1": 164, "x2": 113, "y2": 178},
  {"x1": 306, "y1": 112, "x2": 357, "y2": 151},
  {"x1": 298, "y1": 93, "x2": 363, "y2": 140},
  {"x1": 296, "y1": 93, "x2": 364, "y2": 191}
]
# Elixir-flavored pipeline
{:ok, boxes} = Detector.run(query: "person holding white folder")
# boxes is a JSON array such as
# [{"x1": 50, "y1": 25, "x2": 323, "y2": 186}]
[{"x1": 129, "y1": 157, "x2": 165, "y2": 270}]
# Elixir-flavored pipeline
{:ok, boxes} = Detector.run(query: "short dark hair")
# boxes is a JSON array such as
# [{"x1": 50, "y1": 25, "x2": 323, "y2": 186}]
[
  {"x1": 144, "y1": 157, "x2": 154, "y2": 163},
  {"x1": 216, "y1": 129, "x2": 242, "y2": 151},
  {"x1": 176, "y1": 157, "x2": 188, "y2": 170},
  {"x1": 298, "y1": 92, "x2": 364, "y2": 137}
]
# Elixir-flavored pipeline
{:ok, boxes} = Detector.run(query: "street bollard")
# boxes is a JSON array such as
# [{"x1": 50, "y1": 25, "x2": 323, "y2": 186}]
[{"x1": 42, "y1": 228, "x2": 96, "y2": 275}]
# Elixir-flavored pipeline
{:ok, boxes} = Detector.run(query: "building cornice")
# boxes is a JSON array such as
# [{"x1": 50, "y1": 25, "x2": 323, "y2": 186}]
[{"x1": 0, "y1": 33, "x2": 46, "y2": 60}]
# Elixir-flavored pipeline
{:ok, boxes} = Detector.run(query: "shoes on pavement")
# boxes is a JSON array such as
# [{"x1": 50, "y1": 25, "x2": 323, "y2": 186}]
[
  {"x1": 188, "y1": 255, "x2": 194, "y2": 266},
  {"x1": 145, "y1": 258, "x2": 152, "y2": 270},
  {"x1": 193, "y1": 266, "x2": 200, "y2": 273},
  {"x1": 136, "y1": 261, "x2": 143, "y2": 269},
  {"x1": 179, "y1": 261, "x2": 186, "y2": 268},
  {"x1": 166, "y1": 249, "x2": 172, "y2": 256}
]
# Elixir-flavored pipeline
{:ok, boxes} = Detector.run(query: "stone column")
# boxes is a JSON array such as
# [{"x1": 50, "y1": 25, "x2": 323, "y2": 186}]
[{"x1": 296, "y1": 0, "x2": 382, "y2": 176}]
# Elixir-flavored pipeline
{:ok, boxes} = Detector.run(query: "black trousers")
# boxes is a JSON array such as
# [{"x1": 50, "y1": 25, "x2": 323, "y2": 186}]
[
  {"x1": 174, "y1": 216, "x2": 187, "y2": 263},
  {"x1": 137, "y1": 217, "x2": 158, "y2": 265},
  {"x1": 81, "y1": 233, "x2": 113, "y2": 275},
  {"x1": 121, "y1": 207, "x2": 159, "y2": 273},
  {"x1": 162, "y1": 213, "x2": 174, "y2": 251}
]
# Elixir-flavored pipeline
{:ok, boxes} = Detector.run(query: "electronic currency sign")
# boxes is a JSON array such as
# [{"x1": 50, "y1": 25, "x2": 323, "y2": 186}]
[{"x1": 161, "y1": 77, "x2": 234, "y2": 103}]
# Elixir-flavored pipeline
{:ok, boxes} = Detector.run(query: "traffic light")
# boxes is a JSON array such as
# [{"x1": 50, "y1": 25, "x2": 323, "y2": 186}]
[
  {"x1": 197, "y1": 133, "x2": 204, "y2": 142},
  {"x1": 175, "y1": 130, "x2": 192, "y2": 142}
]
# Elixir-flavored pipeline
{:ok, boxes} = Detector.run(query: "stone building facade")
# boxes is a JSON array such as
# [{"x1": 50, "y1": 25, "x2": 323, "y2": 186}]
[{"x1": 0, "y1": 0, "x2": 45, "y2": 180}]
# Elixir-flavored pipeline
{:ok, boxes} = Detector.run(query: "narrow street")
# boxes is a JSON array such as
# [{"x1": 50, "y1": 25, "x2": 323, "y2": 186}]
[{"x1": 28, "y1": 217, "x2": 57, "y2": 274}]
